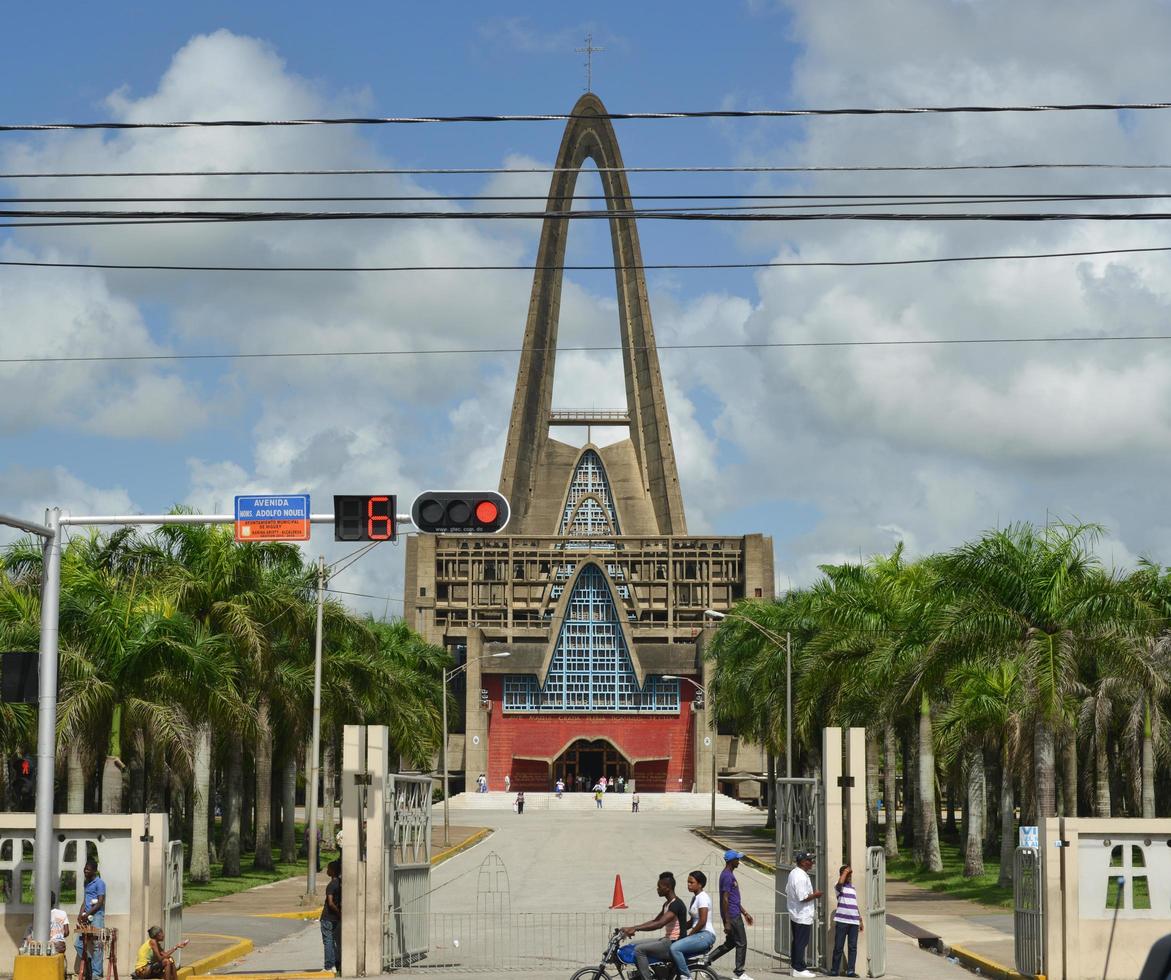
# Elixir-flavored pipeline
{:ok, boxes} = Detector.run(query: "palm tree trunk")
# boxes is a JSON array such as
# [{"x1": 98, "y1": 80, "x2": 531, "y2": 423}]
[
  {"x1": 242, "y1": 750, "x2": 255, "y2": 851},
  {"x1": 765, "y1": 749, "x2": 777, "y2": 830},
  {"x1": 866, "y1": 729, "x2": 880, "y2": 846},
  {"x1": 322, "y1": 742, "x2": 336, "y2": 849},
  {"x1": 101, "y1": 758, "x2": 124, "y2": 814},
  {"x1": 963, "y1": 745, "x2": 986, "y2": 877},
  {"x1": 222, "y1": 741, "x2": 243, "y2": 876},
  {"x1": 1061, "y1": 733, "x2": 1077, "y2": 818},
  {"x1": 1094, "y1": 731, "x2": 1111, "y2": 818},
  {"x1": 902, "y1": 731, "x2": 916, "y2": 851},
  {"x1": 281, "y1": 751, "x2": 297, "y2": 863},
  {"x1": 1143, "y1": 700, "x2": 1156, "y2": 819},
  {"x1": 1033, "y1": 720, "x2": 1057, "y2": 820},
  {"x1": 189, "y1": 723, "x2": 213, "y2": 883},
  {"x1": 883, "y1": 725, "x2": 899, "y2": 859},
  {"x1": 915, "y1": 693, "x2": 943, "y2": 871},
  {"x1": 67, "y1": 744, "x2": 85, "y2": 814},
  {"x1": 128, "y1": 729, "x2": 145, "y2": 812},
  {"x1": 253, "y1": 697, "x2": 274, "y2": 870},
  {"x1": 997, "y1": 745, "x2": 1015, "y2": 888}
]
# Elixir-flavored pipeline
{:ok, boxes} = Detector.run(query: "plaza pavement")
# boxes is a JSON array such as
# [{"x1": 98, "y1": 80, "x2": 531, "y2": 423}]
[{"x1": 206, "y1": 805, "x2": 980, "y2": 978}]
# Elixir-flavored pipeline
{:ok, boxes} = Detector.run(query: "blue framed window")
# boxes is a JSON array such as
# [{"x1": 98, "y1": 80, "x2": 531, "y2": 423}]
[
  {"x1": 559, "y1": 450, "x2": 621, "y2": 536},
  {"x1": 504, "y1": 565, "x2": 679, "y2": 712}
]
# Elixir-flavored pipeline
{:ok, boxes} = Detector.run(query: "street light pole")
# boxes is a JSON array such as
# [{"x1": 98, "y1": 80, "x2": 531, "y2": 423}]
[
  {"x1": 442, "y1": 651, "x2": 510, "y2": 846},
  {"x1": 306, "y1": 555, "x2": 325, "y2": 896},
  {"x1": 33, "y1": 509, "x2": 61, "y2": 943}
]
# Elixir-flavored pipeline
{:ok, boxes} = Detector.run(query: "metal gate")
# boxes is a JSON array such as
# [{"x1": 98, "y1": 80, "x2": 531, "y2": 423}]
[
  {"x1": 866, "y1": 845, "x2": 887, "y2": 977},
  {"x1": 774, "y1": 776, "x2": 825, "y2": 969},
  {"x1": 382, "y1": 774, "x2": 433, "y2": 970},
  {"x1": 163, "y1": 840, "x2": 184, "y2": 965},
  {"x1": 1013, "y1": 846, "x2": 1043, "y2": 977}
]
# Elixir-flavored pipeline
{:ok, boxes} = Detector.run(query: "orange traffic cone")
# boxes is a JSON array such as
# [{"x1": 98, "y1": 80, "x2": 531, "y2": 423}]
[{"x1": 610, "y1": 873, "x2": 628, "y2": 909}]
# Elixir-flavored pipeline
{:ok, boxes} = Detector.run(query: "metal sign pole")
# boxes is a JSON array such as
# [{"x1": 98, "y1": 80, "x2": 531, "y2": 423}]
[
  {"x1": 32, "y1": 508, "x2": 62, "y2": 943},
  {"x1": 307, "y1": 555, "x2": 326, "y2": 896}
]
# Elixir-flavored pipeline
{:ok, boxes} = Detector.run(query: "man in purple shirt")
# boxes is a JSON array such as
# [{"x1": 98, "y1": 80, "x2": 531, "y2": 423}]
[{"x1": 706, "y1": 850, "x2": 755, "y2": 980}]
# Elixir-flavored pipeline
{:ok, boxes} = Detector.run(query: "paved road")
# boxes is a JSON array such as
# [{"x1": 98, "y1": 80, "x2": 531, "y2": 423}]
[{"x1": 227, "y1": 807, "x2": 976, "y2": 977}]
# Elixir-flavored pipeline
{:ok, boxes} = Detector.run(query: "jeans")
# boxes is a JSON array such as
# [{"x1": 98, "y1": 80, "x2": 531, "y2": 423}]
[
  {"x1": 831, "y1": 922, "x2": 859, "y2": 975},
  {"x1": 708, "y1": 915, "x2": 748, "y2": 974},
  {"x1": 321, "y1": 918, "x2": 340, "y2": 971},
  {"x1": 669, "y1": 931, "x2": 715, "y2": 978},
  {"x1": 790, "y1": 920, "x2": 812, "y2": 973},
  {"x1": 76, "y1": 909, "x2": 105, "y2": 978},
  {"x1": 632, "y1": 937, "x2": 672, "y2": 980}
]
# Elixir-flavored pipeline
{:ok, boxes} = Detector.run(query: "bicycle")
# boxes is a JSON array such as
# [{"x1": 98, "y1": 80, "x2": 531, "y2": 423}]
[{"x1": 570, "y1": 928, "x2": 721, "y2": 980}]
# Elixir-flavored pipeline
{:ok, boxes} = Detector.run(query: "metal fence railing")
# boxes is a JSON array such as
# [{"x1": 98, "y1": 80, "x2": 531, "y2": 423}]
[
  {"x1": 376, "y1": 912, "x2": 798, "y2": 973},
  {"x1": 1014, "y1": 846, "x2": 1044, "y2": 977}
]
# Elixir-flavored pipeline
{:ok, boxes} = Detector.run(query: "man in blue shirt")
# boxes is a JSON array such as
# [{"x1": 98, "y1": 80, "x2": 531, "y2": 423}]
[
  {"x1": 75, "y1": 860, "x2": 107, "y2": 978},
  {"x1": 706, "y1": 850, "x2": 755, "y2": 980}
]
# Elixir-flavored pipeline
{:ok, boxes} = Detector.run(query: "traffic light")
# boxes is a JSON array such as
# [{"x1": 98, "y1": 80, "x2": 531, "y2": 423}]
[
  {"x1": 333, "y1": 495, "x2": 397, "y2": 542},
  {"x1": 410, "y1": 491, "x2": 511, "y2": 534},
  {"x1": 1, "y1": 652, "x2": 38, "y2": 704}
]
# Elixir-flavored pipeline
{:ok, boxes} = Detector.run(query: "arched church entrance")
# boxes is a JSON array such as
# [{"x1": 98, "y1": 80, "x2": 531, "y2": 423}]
[{"x1": 554, "y1": 738, "x2": 630, "y2": 790}]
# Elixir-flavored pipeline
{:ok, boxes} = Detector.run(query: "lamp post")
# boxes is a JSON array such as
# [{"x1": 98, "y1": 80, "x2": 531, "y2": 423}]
[
  {"x1": 663, "y1": 674, "x2": 716, "y2": 831},
  {"x1": 704, "y1": 609, "x2": 793, "y2": 780},
  {"x1": 442, "y1": 651, "x2": 510, "y2": 845}
]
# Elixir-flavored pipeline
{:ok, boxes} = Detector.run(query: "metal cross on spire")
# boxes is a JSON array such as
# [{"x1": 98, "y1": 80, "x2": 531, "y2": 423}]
[{"x1": 575, "y1": 33, "x2": 604, "y2": 91}]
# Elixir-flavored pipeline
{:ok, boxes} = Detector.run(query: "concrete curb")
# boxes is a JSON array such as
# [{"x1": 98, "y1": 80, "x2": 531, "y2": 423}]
[
  {"x1": 691, "y1": 827, "x2": 777, "y2": 874},
  {"x1": 948, "y1": 944, "x2": 1041, "y2": 980},
  {"x1": 254, "y1": 908, "x2": 321, "y2": 921},
  {"x1": 432, "y1": 827, "x2": 492, "y2": 865},
  {"x1": 178, "y1": 934, "x2": 254, "y2": 980},
  {"x1": 190, "y1": 973, "x2": 332, "y2": 980}
]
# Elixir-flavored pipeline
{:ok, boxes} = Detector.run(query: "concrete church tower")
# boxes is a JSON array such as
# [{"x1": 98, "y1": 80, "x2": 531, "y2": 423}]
[
  {"x1": 405, "y1": 94, "x2": 774, "y2": 796},
  {"x1": 499, "y1": 92, "x2": 687, "y2": 537}
]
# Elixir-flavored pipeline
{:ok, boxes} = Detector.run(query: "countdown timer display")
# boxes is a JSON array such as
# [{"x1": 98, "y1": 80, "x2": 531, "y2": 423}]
[{"x1": 333, "y1": 495, "x2": 397, "y2": 542}]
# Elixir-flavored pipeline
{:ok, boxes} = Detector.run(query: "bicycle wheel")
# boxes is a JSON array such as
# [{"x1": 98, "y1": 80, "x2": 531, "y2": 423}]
[{"x1": 569, "y1": 969, "x2": 609, "y2": 980}]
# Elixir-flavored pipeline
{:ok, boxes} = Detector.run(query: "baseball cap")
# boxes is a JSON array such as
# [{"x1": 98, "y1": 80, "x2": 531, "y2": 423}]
[
  {"x1": 794, "y1": 850, "x2": 815, "y2": 863},
  {"x1": 724, "y1": 849, "x2": 746, "y2": 862}
]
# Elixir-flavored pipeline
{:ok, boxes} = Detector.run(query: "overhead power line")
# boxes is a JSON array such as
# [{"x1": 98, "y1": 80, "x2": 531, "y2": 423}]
[
  {"x1": 5, "y1": 243, "x2": 1171, "y2": 274},
  {"x1": 8, "y1": 163, "x2": 1171, "y2": 178},
  {"x1": 5, "y1": 334, "x2": 1171, "y2": 367},
  {"x1": 13, "y1": 208, "x2": 1171, "y2": 229},
  {"x1": 4, "y1": 100, "x2": 1171, "y2": 132}
]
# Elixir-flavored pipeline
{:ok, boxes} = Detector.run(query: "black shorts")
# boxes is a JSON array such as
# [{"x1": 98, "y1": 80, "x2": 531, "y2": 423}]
[{"x1": 133, "y1": 961, "x2": 165, "y2": 978}]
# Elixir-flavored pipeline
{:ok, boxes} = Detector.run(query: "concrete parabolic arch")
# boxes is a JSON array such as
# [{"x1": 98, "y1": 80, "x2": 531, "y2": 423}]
[{"x1": 499, "y1": 92, "x2": 687, "y2": 535}]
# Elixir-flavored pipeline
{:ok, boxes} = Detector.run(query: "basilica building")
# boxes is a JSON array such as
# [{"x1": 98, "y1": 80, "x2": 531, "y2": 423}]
[{"x1": 404, "y1": 93, "x2": 774, "y2": 793}]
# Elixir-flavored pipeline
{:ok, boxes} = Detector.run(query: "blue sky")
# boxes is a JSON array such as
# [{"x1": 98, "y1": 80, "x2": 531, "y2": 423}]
[{"x1": 5, "y1": 2, "x2": 1171, "y2": 613}]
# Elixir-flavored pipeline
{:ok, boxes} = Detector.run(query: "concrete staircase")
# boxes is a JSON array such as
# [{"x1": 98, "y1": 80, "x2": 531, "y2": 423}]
[{"x1": 446, "y1": 791, "x2": 757, "y2": 812}]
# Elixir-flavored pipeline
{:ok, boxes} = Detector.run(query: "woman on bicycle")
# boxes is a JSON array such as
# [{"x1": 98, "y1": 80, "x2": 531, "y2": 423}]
[{"x1": 669, "y1": 870, "x2": 717, "y2": 978}]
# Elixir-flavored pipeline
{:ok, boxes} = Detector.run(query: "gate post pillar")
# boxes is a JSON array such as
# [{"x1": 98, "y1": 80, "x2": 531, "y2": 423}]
[
  {"x1": 364, "y1": 726, "x2": 389, "y2": 976},
  {"x1": 844, "y1": 728, "x2": 869, "y2": 973},
  {"x1": 822, "y1": 727, "x2": 843, "y2": 969},
  {"x1": 341, "y1": 725, "x2": 367, "y2": 976}
]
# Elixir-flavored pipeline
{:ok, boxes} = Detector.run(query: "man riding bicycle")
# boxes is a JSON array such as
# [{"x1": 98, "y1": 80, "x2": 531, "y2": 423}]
[{"x1": 620, "y1": 872, "x2": 688, "y2": 980}]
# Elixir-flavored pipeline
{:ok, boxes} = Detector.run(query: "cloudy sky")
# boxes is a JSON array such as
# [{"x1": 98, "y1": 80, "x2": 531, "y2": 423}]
[{"x1": 4, "y1": 1, "x2": 1171, "y2": 613}]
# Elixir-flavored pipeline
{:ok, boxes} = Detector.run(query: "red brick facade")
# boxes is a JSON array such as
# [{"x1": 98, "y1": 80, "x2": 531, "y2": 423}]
[{"x1": 482, "y1": 675, "x2": 698, "y2": 791}]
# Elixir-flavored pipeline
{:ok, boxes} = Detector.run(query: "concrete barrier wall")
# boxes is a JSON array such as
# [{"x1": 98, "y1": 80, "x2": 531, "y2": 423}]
[
  {"x1": 1043, "y1": 816, "x2": 1171, "y2": 980},
  {"x1": 0, "y1": 813, "x2": 169, "y2": 973}
]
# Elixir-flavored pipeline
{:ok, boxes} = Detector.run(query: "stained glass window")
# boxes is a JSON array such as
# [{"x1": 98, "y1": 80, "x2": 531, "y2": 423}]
[
  {"x1": 504, "y1": 565, "x2": 679, "y2": 712},
  {"x1": 559, "y1": 450, "x2": 621, "y2": 536}
]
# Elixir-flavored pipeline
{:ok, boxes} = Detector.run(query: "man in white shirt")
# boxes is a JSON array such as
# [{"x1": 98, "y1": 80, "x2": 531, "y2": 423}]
[{"x1": 784, "y1": 851, "x2": 822, "y2": 978}]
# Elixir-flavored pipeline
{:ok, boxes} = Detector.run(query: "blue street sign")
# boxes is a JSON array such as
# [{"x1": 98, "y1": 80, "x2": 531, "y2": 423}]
[{"x1": 234, "y1": 494, "x2": 311, "y2": 542}]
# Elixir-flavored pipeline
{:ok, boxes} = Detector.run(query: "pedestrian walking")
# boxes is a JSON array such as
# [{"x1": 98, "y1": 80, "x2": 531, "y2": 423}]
[
  {"x1": 600, "y1": 775, "x2": 608, "y2": 792},
  {"x1": 595, "y1": 785, "x2": 604, "y2": 809},
  {"x1": 617, "y1": 774, "x2": 625, "y2": 793},
  {"x1": 785, "y1": 851, "x2": 822, "y2": 978},
  {"x1": 477, "y1": 773, "x2": 487, "y2": 793},
  {"x1": 75, "y1": 861, "x2": 106, "y2": 979},
  {"x1": 828, "y1": 864, "x2": 863, "y2": 977},
  {"x1": 555, "y1": 779, "x2": 564, "y2": 798},
  {"x1": 504, "y1": 773, "x2": 511, "y2": 792},
  {"x1": 515, "y1": 791, "x2": 525, "y2": 814},
  {"x1": 320, "y1": 860, "x2": 342, "y2": 974},
  {"x1": 707, "y1": 850, "x2": 755, "y2": 980},
  {"x1": 631, "y1": 792, "x2": 640, "y2": 813}
]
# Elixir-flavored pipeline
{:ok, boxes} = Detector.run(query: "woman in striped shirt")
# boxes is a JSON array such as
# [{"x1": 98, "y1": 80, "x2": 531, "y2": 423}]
[{"x1": 830, "y1": 864, "x2": 864, "y2": 977}]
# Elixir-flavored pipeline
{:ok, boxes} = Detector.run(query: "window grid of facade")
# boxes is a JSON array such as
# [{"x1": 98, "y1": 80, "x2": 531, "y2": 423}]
[
  {"x1": 559, "y1": 450, "x2": 621, "y2": 536},
  {"x1": 503, "y1": 565, "x2": 679, "y2": 713}
]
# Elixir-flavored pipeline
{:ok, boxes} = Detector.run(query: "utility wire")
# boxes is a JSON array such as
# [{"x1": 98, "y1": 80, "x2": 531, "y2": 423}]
[
  {"x1": 5, "y1": 100, "x2": 1171, "y2": 132},
  {"x1": 5, "y1": 243, "x2": 1171, "y2": 274},
  {"x1": 9, "y1": 163, "x2": 1171, "y2": 178},
  {"x1": 6, "y1": 335, "x2": 1171, "y2": 367},
  {"x1": 9, "y1": 193, "x2": 1171, "y2": 203},
  {"x1": 15, "y1": 208, "x2": 1171, "y2": 229}
]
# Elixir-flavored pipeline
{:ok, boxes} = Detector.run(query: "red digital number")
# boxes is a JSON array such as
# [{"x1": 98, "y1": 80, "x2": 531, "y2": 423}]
[{"x1": 367, "y1": 496, "x2": 393, "y2": 540}]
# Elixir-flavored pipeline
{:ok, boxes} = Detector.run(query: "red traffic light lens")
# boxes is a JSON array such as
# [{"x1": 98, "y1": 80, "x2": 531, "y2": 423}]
[{"x1": 475, "y1": 500, "x2": 499, "y2": 524}]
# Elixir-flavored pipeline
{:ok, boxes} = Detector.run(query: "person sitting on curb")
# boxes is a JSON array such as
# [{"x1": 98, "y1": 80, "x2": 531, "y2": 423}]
[{"x1": 132, "y1": 926, "x2": 188, "y2": 980}]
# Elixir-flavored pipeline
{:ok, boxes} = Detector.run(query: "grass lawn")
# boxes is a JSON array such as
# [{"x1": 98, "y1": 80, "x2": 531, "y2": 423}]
[
  {"x1": 886, "y1": 837, "x2": 1013, "y2": 910},
  {"x1": 183, "y1": 835, "x2": 340, "y2": 907}
]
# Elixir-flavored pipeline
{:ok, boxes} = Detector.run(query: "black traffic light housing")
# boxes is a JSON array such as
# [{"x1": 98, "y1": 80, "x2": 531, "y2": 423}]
[{"x1": 410, "y1": 491, "x2": 511, "y2": 534}]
